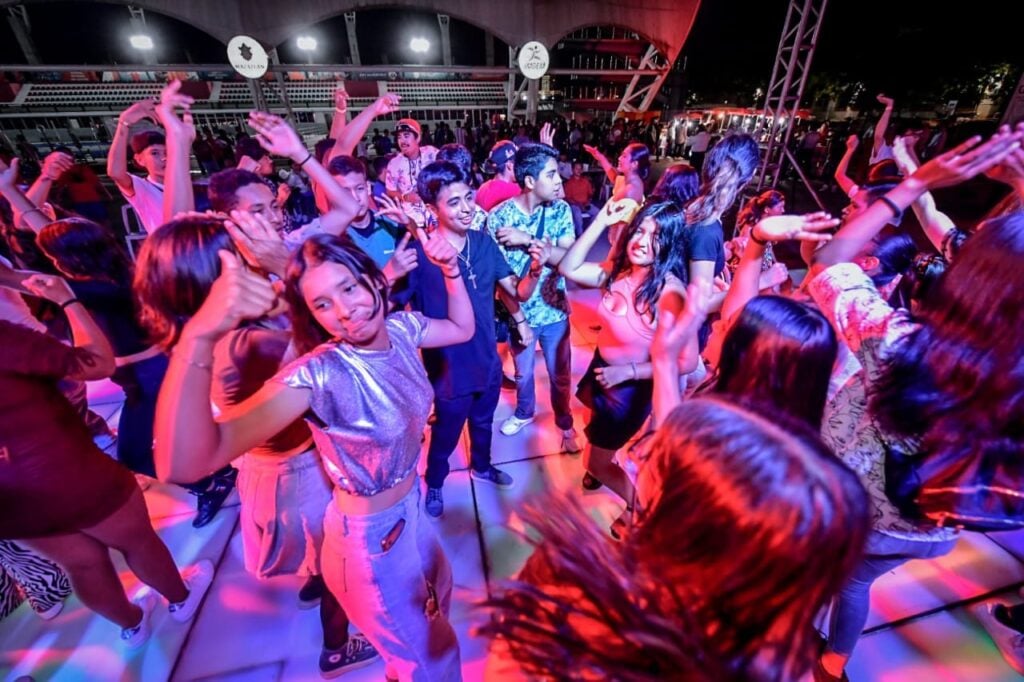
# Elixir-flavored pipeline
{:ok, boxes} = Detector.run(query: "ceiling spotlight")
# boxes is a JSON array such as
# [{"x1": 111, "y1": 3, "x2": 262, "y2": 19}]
[{"x1": 129, "y1": 34, "x2": 154, "y2": 50}]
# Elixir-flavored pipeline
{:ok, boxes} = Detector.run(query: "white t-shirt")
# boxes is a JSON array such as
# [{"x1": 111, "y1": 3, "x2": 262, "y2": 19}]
[
  {"x1": 119, "y1": 175, "x2": 165, "y2": 233},
  {"x1": 385, "y1": 146, "x2": 438, "y2": 228}
]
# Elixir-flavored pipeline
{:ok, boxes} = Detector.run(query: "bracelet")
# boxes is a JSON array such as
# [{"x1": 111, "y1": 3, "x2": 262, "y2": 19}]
[
  {"x1": 171, "y1": 350, "x2": 213, "y2": 371},
  {"x1": 444, "y1": 270, "x2": 461, "y2": 280},
  {"x1": 298, "y1": 152, "x2": 313, "y2": 167},
  {"x1": 879, "y1": 195, "x2": 902, "y2": 220},
  {"x1": 512, "y1": 316, "x2": 526, "y2": 324},
  {"x1": 60, "y1": 298, "x2": 80, "y2": 310},
  {"x1": 750, "y1": 231, "x2": 770, "y2": 246}
]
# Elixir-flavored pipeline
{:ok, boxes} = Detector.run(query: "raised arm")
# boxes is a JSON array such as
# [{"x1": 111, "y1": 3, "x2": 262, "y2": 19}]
[
  {"x1": 416, "y1": 227, "x2": 475, "y2": 348},
  {"x1": 873, "y1": 94, "x2": 895, "y2": 159},
  {"x1": 890, "y1": 134, "x2": 958, "y2": 253},
  {"x1": 157, "y1": 80, "x2": 197, "y2": 222},
  {"x1": 0, "y1": 158, "x2": 49, "y2": 232},
  {"x1": 108, "y1": 99, "x2": 157, "y2": 195},
  {"x1": 25, "y1": 151, "x2": 73, "y2": 210},
  {"x1": 154, "y1": 250, "x2": 311, "y2": 483},
  {"x1": 584, "y1": 143, "x2": 616, "y2": 184},
  {"x1": 811, "y1": 129, "x2": 1023, "y2": 277},
  {"x1": 834, "y1": 135, "x2": 860, "y2": 196},
  {"x1": 650, "y1": 281, "x2": 710, "y2": 426},
  {"x1": 248, "y1": 111, "x2": 358, "y2": 225},
  {"x1": 326, "y1": 83, "x2": 350, "y2": 150},
  {"x1": 327, "y1": 94, "x2": 401, "y2": 165},
  {"x1": 22, "y1": 273, "x2": 115, "y2": 380},
  {"x1": 559, "y1": 199, "x2": 632, "y2": 286}
]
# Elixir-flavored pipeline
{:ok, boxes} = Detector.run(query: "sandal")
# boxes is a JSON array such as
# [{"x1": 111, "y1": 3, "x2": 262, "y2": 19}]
[
  {"x1": 609, "y1": 506, "x2": 634, "y2": 541},
  {"x1": 582, "y1": 472, "x2": 603, "y2": 491}
]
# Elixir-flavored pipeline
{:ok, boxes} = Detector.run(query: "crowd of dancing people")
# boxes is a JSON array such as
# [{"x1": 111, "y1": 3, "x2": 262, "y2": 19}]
[{"x1": 2, "y1": 79, "x2": 1024, "y2": 681}]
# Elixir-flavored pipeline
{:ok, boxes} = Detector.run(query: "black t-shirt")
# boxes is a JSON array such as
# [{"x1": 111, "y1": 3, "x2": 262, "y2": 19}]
[
  {"x1": 69, "y1": 279, "x2": 149, "y2": 357},
  {"x1": 686, "y1": 219, "x2": 725, "y2": 277},
  {"x1": 398, "y1": 230, "x2": 512, "y2": 399},
  {"x1": 685, "y1": 219, "x2": 725, "y2": 350}
]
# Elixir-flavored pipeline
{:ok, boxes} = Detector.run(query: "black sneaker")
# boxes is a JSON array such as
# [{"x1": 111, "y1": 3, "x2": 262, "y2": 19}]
[
  {"x1": 425, "y1": 487, "x2": 444, "y2": 518},
  {"x1": 319, "y1": 633, "x2": 380, "y2": 678},
  {"x1": 192, "y1": 469, "x2": 238, "y2": 529},
  {"x1": 471, "y1": 466, "x2": 514, "y2": 489}
]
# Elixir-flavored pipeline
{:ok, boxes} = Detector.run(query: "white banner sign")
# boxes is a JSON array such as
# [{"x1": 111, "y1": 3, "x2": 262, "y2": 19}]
[{"x1": 518, "y1": 41, "x2": 550, "y2": 80}]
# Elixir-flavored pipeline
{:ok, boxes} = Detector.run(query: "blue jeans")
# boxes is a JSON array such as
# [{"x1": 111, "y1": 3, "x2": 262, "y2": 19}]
[
  {"x1": 511, "y1": 318, "x2": 574, "y2": 431},
  {"x1": 425, "y1": 368, "x2": 501, "y2": 489},
  {"x1": 321, "y1": 482, "x2": 461, "y2": 681},
  {"x1": 827, "y1": 530, "x2": 957, "y2": 656}
]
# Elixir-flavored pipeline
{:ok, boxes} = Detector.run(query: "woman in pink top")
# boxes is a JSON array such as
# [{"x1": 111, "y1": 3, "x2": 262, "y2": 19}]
[{"x1": 559, "y1": 199, "x2": 696, "y2": 538}]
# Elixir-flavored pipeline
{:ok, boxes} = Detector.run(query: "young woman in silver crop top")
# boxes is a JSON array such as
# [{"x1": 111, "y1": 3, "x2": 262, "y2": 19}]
[{"x1": 155, "y1": 230, "x2": 474, "y2": 681}]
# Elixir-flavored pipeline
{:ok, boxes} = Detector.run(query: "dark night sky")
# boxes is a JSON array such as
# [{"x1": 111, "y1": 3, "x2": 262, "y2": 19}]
[{"x1": 0, "y1": 1, "x2": 1019, "y2": 109}]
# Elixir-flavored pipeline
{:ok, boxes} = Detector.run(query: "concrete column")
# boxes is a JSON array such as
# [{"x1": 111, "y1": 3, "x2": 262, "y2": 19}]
[
  {"x1": 344, "y1": 12, "x2": 361, "y2": 66},
  {"x1": 438, "y1": 14, "x2": 452, "y2": 66}
]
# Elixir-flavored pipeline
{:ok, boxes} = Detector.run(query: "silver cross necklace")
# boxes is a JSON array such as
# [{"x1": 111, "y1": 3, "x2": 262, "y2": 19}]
[{"x1": 455, "y1": 238, "x2": 478, "y2": 290}]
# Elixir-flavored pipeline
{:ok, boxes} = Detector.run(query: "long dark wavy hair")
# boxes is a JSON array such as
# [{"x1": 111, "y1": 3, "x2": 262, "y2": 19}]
[
  {"x1": 133, "y1": 216, "x2": 235, "y2": 349},
  {"x1": 482, "y1": 397, "x2": 869, "y2": 682},
  {"x1": 713, "y1": 296, "x2": 837, "y2": 428},
  {"x1": 284, "y1": 233, "x2": 389, "y2": 355},
  {"x1": 735, "y1": 189, "x2": 785, "y2": 232},
  {"x1": 871, "y1": 211, "x2": 1024, "y2": 467},
  {"x1": 622, "y1": 142, "x2": 652, "y2": 181},
  {"x1": 37, "y1": 218, "x2": 133, "y2": 284},
  {"x1": 685, "y1": 133, "x2": 760, "y2": 226},
  {"x1": 649, "y1": 162, "x2": 700, "y2": 208},
  {"x1": 605, "y1": 201, "x2": 689, "y2": 317}
]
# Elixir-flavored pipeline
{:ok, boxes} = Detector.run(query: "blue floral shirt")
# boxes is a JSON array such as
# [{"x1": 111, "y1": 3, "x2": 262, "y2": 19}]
[{"x1": 486, "y1": 198, "x2": 574, "y2": 327}]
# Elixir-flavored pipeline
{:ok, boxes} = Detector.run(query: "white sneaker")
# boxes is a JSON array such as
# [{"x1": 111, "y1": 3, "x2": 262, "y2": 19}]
[
  {"x1": 168, "y1": 559, "x2": 214, "y2": 623},
  {"x1": 500, "y1": 415, "x2": 534, "y2": 436},
  {"x1": 121, "y1": 591, "x2": 158, "y2": 650},
  {"x1": 561, "y1": 428, "x2": 582, "y2": 454},
  {"x1": 972, "y1": 602, "x2": 1024, "y2": 675}
]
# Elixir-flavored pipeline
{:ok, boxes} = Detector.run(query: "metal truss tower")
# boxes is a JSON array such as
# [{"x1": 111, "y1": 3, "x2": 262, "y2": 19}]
[{"x1": 754, "y1": 0, "x2": 829, "y2": 196}]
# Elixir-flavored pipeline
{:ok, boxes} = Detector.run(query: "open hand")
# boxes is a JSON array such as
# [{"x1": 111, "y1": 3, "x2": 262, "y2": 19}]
[
  {"x1": 248, "y1": 111, "x2": 307, "y2": 162},
  {"x1": 751, "y1": 212, "x2": 839, "y2": 243},
  {"x1": 376, "y1": 194, "x2": 412, "y2": 226},
  {"x1": 41, "y1": 152, "x2": 74, "y2": 181},
  {"x1": 119, "y1": 99, "x2": 157, "y2": 127},
  {"x1": 224, "y1": 210, "x2": 290, "y2": 278},
  {"x1": 182, "y1": 251, "x2": 276, "y2": 342},
  {"x1": 914, "y1": 128, "x2": 1024, "y2": 190},
  {"x1": 891, "y1": 135, "x2": 920, "y2": 175},
  {"x1": 539, "y1": 122, "x2": 554, "y2": 146},
  {"x1": 156, "y1": 80, "x2": 196, "y2": 143}
]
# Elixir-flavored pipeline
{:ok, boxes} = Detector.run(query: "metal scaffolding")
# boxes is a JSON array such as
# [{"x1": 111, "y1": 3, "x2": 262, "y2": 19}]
[{"x1": 754, "y1": 0, "x2": 828, "y2": 198}]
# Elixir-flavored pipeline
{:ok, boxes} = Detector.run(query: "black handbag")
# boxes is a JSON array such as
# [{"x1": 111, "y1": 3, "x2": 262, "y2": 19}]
[{"x1": 495, "y1": 204, "x2": 547, "y2": 345}]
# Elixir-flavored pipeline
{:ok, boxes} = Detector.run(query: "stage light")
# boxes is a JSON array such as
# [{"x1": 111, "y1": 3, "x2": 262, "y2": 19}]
[
  {"x1": 297, "y1": 36, "x2": 318, "y2": 52},
  {"x1": 410, "y1": 37, "x2": 430, "y2": 54},
  {"x1": 129, "y1": 34, "x2": 154, "y2": 50}
]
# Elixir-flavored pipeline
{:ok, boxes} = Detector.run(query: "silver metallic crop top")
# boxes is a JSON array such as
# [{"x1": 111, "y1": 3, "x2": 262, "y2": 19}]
[{"x1": 275, "y1": 311, "x2": 434, "y2": 496}]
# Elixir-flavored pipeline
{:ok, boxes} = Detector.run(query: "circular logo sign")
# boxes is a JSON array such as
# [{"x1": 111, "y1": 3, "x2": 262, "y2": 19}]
[
  {"x1": 227, "y1": 35, "x2": 269, "y2": 79},
  {"x1": 518, "y1": 41, "x2": 549, "y2": 80}
]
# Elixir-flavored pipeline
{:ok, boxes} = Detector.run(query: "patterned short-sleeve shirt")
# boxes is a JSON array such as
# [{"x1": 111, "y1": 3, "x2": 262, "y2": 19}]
[
  {"x1": 486, "y1": 198, "x2": 574, "y2": 327},
  {"x1": 808, "y1": 263, "x2": 957, "y2": 543}
]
